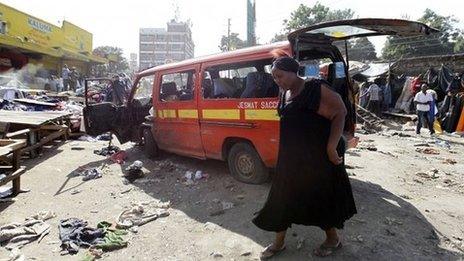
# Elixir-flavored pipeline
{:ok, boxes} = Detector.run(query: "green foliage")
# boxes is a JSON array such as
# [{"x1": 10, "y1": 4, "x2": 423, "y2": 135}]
[
  {"x1": 349, "y1": 37, "x2": 377, "y2": 61},
  {"x1": 219, "y1": 32, "x2": 246, "y2": 52},
  {"x1": 91, "y1": 46, "x2": 129, "y2": 77},
  {"x1": 382, "y1": 9, "x2": 463, "y2": 59},
  {"x1": 271, "y1": 2, "x2": 354, "y2": 43}
]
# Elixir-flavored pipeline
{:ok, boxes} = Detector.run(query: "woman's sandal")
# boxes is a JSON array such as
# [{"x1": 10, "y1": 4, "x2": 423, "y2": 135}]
[
  {"x1": 260, "y1": 244, "x2": 286, "y2": 260},
  {"x1": 313, "y1": 240, "x2": 343, "y2": 257}
]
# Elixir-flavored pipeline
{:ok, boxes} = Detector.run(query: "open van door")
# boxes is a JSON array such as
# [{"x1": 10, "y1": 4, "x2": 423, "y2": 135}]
[
  {"x1": 83, "y1": 78, "x2": 133, "y2": 143},
  {"x1": 83, "y1": 76, "x2": 153, "y2": 144},
  {"x1": 288, "y1": 18, "x2": 438, "y2": 44},
  {"x1": 287, "y1": 18, "x2": 438, "y2": 136}
]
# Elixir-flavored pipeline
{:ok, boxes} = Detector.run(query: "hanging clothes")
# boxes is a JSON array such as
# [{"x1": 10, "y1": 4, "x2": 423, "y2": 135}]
[
  {"x1": 390, "y1": 74, "x2": 406, "y2": 107},
  {"x1": 395, "y1": 77, "x2": 414, "y2": 113},
  {"x1": 411, "y1": 76, "x2": 423, "y2": 94},
  {"x1": 437, "y1": 65, "x2": 454, "y2": 93},
  {"x1": 441, "y1": 93, "x2": 464, "y2": 133}
]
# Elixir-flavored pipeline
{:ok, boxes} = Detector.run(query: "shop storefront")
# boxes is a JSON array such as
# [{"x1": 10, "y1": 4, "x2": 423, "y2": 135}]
[{"x1": 0, "y1": 3, "x2": 106, "y2": 87}]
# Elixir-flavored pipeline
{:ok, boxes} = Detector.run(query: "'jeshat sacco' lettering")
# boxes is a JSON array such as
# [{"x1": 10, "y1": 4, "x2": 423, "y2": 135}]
[{"x1": 238, "y1": 101, "x2": 278, "y2": 109}]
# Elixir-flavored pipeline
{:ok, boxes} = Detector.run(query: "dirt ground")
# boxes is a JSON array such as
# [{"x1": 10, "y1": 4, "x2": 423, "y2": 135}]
[{"x1": 1, "y1": 126, "x2": 464, "y2": 260}]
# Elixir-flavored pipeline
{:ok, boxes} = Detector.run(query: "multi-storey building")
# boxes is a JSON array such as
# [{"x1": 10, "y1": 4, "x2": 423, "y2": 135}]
[{"x1": 139, "y1": 20, "x2": 194, "y2": 70}]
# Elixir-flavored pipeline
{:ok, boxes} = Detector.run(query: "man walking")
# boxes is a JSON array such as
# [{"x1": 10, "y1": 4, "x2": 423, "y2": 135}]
[
  {"x1": 414, "y1": 83, "x2": 435, "y2": 135},
  {"x1": 361, "y1": 79, "x2": 382, "y2": 117},
  {"x1": 62, "y1": 64, "x2": 70, "y2": 91}
]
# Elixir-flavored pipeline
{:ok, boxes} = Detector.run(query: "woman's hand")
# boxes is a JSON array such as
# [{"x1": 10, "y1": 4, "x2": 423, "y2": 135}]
[{"x1": 327, "y1": 147, "x2": 343, "y2": 165}]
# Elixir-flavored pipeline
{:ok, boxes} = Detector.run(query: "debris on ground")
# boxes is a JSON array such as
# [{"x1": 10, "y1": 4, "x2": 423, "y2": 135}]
[
  {"x1": 391, "y1": 132, "x2": 412, "y2": 138},
  {"x1": 31, "y1": 210, "x2": 56, "y2": 221},
  {"x1": 73, "y1": 168, "x2": 103, "y2": 181},
  {"x1": 413, "y1": 143, "x2": 430, "y2": 147},
  {"x1": 296, "y1": 237, "x2": 305, "y2": 250},
  {"x1": 241, "y1": 251, "x2": 251, "y2": 256},
  {"x1": 401, "y1": 121, "x2": 416, "y2": 132},
  {"x1": 415, "y1": 169, "x2": 440, "y2": 180},
  {"x1": 70, "y1": 142, "x2": 85, "y2": 150},
  {"x1": 78, "y1": 135, "x2": 98, "y2": 142},
  {"x1": 435, "y1": 140, "x2": 451, "y2": 149},
  {"x1": 442, "y1": 158, "x2": 457, "y2": 165},
  {"x1": 123, "y1": 160, "x2": 144, "y2": 183},
  {"x1": 116, "y1": 203, "x2": 170, "y2": 229},
  {"x1": 415, "y1": 148, "x2": 440, "y2": 155},
  {"x1": 96, "y1": 133, "x2": 112, "y2": 141},
  {"x1": 94, "y1": 146, "x2": 120, "y2": 156},
  {"x1": 182, "y1": 169, "x2": 208, "y2": 185},
  {"x1": 0, "y1": 213, "x2": 53, "y2": 250},
  {"x1": 59, "y1": 218, "x2": 128, "y2": 256},
  {"x1": 0, "y1": 187, "x2": 13, "y2": 199},
  {"x1": 70, "y1": 189, "x2": 81, "y2": 195},
  {"x1": 110, "y1": 151, "x2": 127, "y2": 164}
]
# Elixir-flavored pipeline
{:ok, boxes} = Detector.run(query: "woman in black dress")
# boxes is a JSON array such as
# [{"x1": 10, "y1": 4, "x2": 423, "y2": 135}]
[{"x1": 253, "y1": 55, "x2": 357, "y2": 258}]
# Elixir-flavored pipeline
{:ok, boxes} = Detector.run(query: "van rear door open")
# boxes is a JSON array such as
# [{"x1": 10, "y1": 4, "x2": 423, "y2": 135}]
[
  {"x1": 288, "y1": 18, "x2": 439, "y2": 135},
  {"x1": 288, "y1": 18, "x2": 438, "y2": 43}
]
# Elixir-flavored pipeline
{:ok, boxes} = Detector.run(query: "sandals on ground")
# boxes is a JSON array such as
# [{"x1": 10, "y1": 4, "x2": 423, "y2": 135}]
[
  {"x1": 313, "y1": 240, "x2": 343, "y2": 257},
  {"x1": 260, "y1": 244, "x2": 286, "y2": 260}
]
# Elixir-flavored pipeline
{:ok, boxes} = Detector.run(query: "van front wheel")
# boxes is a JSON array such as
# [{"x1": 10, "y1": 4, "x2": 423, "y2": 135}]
[{"x1": 227, "y1": 143, "x2": 269, "y2": 184}]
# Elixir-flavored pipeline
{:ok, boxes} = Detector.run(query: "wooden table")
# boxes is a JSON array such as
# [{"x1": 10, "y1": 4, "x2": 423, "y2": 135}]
[
  {"x1": 0, "y1": 139, "x2": 26, "y2": 196},
  {"x1": 0, "y1": 111, "x2": 72, "y2": 158}
]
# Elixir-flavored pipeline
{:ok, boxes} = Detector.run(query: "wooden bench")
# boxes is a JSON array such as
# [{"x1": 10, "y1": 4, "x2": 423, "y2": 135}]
[
  {"x1": 0, "y1": 111, "x2": 71, "y2": 158},
  {"x1": 0, "y1": 122, "x2": 31, "y2": 140},
  {"x1": 0, "y1": 139, "x2": 26, "y2": 196}
]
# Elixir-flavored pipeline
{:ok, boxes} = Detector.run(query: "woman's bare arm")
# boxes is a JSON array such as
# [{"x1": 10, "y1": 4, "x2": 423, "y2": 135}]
[{"x1": 317, "y1": 84, "x2": 347, "y2": 164}]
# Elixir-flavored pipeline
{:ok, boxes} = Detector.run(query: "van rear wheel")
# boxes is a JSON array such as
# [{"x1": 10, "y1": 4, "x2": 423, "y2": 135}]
[
  {"x1": 227, "y1": 143, "x2": 269, "y2": 184},
  {"x1": 143, "y1": 128, "x2": 158, "y2": 158}
]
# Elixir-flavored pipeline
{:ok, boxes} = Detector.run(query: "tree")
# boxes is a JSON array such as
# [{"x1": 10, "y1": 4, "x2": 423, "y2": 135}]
[
  {"x1": 454, "y1": 34, "x2": 464, "y2": 53},
  {"x1": 271, "y1": 2, "x2": 354, "y2": 42},
  {"x1": 349, "y1": 37, "x2": 377, "y2": 61},
  {"x1": 219, "y1": 33, "x2": 246, "y2": 52},
  {"x1": 91, "y1": 46, "x2": 129, "y2": 77},
  {"x1": 382, "y1": 9, "x2": 463, "y2": 60}
]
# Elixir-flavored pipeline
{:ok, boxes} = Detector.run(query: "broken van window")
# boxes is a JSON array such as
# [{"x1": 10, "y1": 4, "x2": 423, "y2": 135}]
[
  {"x1": 159, "y1": 70, "x2": 195, "y2": 102},
  {"x1": 203, "y1": 59, "x2": 279, "y2": 99},
  {"x1": 134, "y1": 75, "x2": 154, "y2": 99}
]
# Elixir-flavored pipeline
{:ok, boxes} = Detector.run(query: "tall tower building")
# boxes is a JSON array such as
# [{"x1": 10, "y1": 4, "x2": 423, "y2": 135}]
[{"x1": 139, "y1": 20, "x2": 194, "y2": 70}]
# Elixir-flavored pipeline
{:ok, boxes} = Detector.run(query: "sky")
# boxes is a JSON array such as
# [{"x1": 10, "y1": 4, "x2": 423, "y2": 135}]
[{"x1": 3, "y1": 0, "x2": 464, "y2": 61}]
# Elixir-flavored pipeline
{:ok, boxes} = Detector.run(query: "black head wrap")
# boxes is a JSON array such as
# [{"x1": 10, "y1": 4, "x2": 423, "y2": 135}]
[{"x1": 272, "y1": 56, "x2": 299, "y2": 74}]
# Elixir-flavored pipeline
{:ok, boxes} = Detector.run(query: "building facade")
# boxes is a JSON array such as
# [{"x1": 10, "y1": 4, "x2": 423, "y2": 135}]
[
  {"x1": 139, "y1": 20, "x2": 194, "y2": 70},
  {"x1": 0, "y1": 2, "x2": 106, "y2": 76},
  {"x1": 129, "y1": 52, "x2": 138, "y2": 73}
]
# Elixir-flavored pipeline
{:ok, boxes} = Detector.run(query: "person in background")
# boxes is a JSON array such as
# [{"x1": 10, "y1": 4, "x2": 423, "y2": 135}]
[
  {"x1": 69, "y1": 67, "x2": 79, "y2": 91},
  {"x1": 414, "y1": 84, "x2": 435, "y2": 135},
  {"x1": 119, "y1": 73, "x2": 132, "y2": 95},
  {"x1": 425, "y1": 83, "x2": 437, "y2": 117},
  {"x1": 360, "y1": 79, "x2": 382, "y2": 117},
  {"x1": 62, "y1": 64, "x2": 70, "y2": 91},
  {"x1": 381, "y1": 77, "x2": 392, "y2": 112},
  {"x1": 358, "y1": 79, "x2": 369, "y2": 108},
  {"x1": 111, "y1": 74, "x2": 127, "y2": 106}
]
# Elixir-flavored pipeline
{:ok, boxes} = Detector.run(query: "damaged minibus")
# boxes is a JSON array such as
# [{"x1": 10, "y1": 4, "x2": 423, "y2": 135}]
[{"x1": 84, "y1": 19, "x2": 437, "y2": 184}]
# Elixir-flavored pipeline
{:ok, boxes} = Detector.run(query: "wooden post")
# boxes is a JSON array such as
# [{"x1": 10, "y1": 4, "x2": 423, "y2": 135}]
[{"x1": 12, "y1": 149, "x2": 20, "y2": 195}]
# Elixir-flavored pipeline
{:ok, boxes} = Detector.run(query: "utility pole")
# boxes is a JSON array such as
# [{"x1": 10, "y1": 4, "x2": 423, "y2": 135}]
[{"x1": 227, "y1": 18, "x2": 231, "y2": 51}]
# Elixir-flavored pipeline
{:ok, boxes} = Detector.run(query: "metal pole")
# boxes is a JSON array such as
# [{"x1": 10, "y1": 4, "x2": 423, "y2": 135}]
[
  {"x1": 344, "y1": 40, "x2": 350, "y2": 69},
  {"x1": 227, "y1": 18, "x2": 231, "y2": 51}
]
